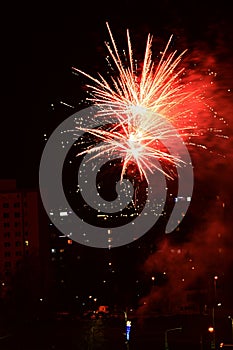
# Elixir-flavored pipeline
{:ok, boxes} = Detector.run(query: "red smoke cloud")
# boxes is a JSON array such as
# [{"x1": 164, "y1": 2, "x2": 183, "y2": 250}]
[
  {"x1": 136, "y1": 30, "x2": 233, "y2": 317},
  {"x1": 137, "y1": 200, "x2": 233, "y2": 316}
]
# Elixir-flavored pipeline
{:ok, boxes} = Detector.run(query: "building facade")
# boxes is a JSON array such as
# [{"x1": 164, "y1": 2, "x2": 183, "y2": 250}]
[{"x1": 0, "y1": 179, "x2": 42, "y2": 299}]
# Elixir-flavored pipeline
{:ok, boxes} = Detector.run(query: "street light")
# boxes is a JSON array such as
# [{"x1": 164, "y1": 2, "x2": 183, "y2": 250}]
[
  {"x1": 228, "y1": 316, "x2": 233, "y2": 344},
  {"x1": 165, "y1": 327, "x2": 182, "y2": 350},
  {"x1": 151, "y1": 276, "x2": 155, "y2": 287},
  {"x1": 211, "y1": 276, "x2": 218, "y2": 350},
  {"x1": 214, "y1": 276, "x2": 218, "y2": 300}
]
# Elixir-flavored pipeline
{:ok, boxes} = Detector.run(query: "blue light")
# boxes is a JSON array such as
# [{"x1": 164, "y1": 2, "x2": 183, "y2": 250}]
[{"x1": 126, "y1": 320, "x2": 131, "y2": 341}]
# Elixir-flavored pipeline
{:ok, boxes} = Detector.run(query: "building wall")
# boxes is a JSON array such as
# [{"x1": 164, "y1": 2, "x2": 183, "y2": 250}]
[{"x1": 0, "y1": 180, "x2": 40, "y2": 297}]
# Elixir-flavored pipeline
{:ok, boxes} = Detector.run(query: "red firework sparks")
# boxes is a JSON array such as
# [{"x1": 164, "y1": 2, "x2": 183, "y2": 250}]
[{"x1": 72, "y1": 22, "x2": 227, "y2": 180}]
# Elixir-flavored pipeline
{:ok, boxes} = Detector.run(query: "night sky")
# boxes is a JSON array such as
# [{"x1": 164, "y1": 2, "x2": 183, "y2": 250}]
[
  {"x1": 1, "y1": 0, "x2": 232, "y2": 187},
  {"x1": 1, "y1": 0, "x2": 233, "y2": 310}
]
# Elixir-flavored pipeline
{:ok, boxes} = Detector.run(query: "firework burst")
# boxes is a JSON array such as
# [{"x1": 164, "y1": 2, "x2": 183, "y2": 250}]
[{"x1": 72, "y1": 23, "x2": 211, "y2": 180}]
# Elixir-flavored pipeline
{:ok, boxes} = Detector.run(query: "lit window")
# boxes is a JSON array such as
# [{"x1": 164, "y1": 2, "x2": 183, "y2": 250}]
[
  {"x1": 51, "y1": 248, "x2": 56, "y2": 253},
  {"x1": 60, "y1": 211, "x2": 68, "y2": 217},
  {"x1": 25, "y1": 240, "x2": 29, "y2": 246},
  {"x1": 60, "y1": 249, "x2": 64, "y2": 253},
  {"x1": 67, "y1": 239, "x2": 72, "y2": 245}
]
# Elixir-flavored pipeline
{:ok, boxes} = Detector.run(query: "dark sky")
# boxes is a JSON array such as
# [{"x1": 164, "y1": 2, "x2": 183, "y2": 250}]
[{"x1": 1, "y1": 0, "x2": 233, "y2": 188}]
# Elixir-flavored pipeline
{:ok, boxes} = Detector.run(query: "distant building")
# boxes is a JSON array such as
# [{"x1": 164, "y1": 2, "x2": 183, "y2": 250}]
[{"x1": 0, "y1": 179, "x2": 48, "y2": 299}]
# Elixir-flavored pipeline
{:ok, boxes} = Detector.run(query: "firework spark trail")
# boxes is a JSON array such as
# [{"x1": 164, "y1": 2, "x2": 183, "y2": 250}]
[
  {"x1": 72, "y1": 22, "x2": 217, "y2": 180},
  {"x1": 72, "y1": 27, "x2": 191, "y2": 117},
  {"x1": 74, "y1": 122, "x2": 185, "y2": 182}
]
